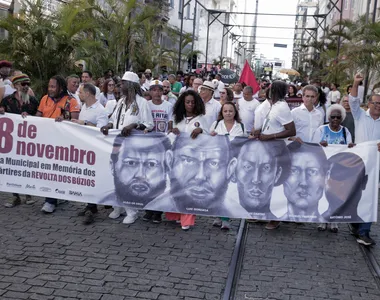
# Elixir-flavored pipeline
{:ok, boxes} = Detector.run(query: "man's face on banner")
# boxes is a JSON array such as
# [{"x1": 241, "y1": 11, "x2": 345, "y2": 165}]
[
  {"x1": 112, "y1": 136, "x2": 167, "y2": 206},
  {"x1": 168, "y1": 135, "x2": 230, "y2": 209},
  {"x1": 284, "y1": 152, "x2": 325, "y2": 210},
  {"x1": 325, "y1": 153, "x2": 367, "y2": 213},
  {"x1": 235, "y1": 141, "x2": 281, "y2": 211}
]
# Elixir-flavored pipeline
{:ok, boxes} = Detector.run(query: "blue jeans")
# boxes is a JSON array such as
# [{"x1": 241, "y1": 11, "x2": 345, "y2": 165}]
[
  {"x1": 359, "y1": 223, "x2": 372, "y2": 236},
  {"x1": 45, "y1": 197, "x2": 57, "y2": 205}
]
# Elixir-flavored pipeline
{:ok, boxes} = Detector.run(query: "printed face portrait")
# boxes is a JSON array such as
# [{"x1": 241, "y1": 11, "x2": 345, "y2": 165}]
[
  {"x1": 231, "y1": 140, "x2": 285, "y2": 212},
  {"x1": 111, "y1": 134, "x2": 169, "y2": 206},
  {"x1": 284, "y1": 144, "x2": 327, "y2": 211},
  {"x1": 325, "y1": 152, "x2": 367, "y2": 217},
  {"x1": 167, "y1": 134, "x2": 230, "y2": 211}
]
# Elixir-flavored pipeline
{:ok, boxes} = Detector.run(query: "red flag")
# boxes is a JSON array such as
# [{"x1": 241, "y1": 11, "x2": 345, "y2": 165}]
[{"x1": 239, "y1": 60, "x2": 260, "y2": 94}]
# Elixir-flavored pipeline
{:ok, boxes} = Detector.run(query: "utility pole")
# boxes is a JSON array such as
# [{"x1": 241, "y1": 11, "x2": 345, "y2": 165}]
[
  {"x1": 191, "y1": 0, "x2": 197, "y2": 72},
  {"x1": 178, "y1": 0, "x2": 185, "y2": 71},
  {"x1": 364, "y1": 0, "x2": 372, "y2": 103}
]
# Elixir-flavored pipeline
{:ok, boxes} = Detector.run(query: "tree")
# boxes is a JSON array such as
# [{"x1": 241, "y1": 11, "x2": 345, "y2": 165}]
[{"x1": 0, "y1": 0, "x2": 103, "y2": 97}]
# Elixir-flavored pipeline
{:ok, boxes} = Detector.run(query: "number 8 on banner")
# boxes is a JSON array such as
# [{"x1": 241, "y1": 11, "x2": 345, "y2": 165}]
[{"x1": 0, "y1": 118, "x2": 14, "y2": 154}]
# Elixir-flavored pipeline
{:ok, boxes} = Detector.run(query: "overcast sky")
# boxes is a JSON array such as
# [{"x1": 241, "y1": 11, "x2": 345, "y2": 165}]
[{"x1": 254, "y1": 0, "x2": 299, "y2": 68}]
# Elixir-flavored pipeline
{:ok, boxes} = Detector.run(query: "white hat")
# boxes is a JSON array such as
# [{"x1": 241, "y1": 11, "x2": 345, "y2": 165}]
[
  {"x1": 200, "y1": 81, "x2": 215, "y2": 91},
  {"x1": 149, "y1": 80, "x2": 163, "y2": 89},
  {"x1": 122, "y1": 71, "x2": 139, "y2": 83},
  {"x1": 145, "y1": 69, "x2": 152, "y2": 74}
]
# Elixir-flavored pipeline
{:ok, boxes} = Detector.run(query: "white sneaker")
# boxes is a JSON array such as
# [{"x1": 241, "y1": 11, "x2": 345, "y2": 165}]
[
  {"x1": 221, "y1": 220, "x2": 230, "y2": 230},
  {"x1": 41, "y1": 202, "x2": 56, "y2": 213},
  {"x1": 329, "y1": 223, "x2": 339, "y2": 233},
  {"x1": 122, "y1": 214, "x2": 138, "y2": 224},
  {"x1": 317, "y1": 223, "x2": 327, "y2": 231},
  {"x1": 108, "y1": 207, "x2": 125, "y2": 219},
  {"x1": 182, "y1": 225, "x2": 190, "y2": 231},
  {"x1": 212, "y1": 218, "x2": 222, "y2": 227}
]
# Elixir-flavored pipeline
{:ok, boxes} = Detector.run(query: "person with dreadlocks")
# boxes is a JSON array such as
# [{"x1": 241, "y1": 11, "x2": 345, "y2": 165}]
[
  {"x1": 0, "y1": 74, "x2": 39, "y2": 208},
  {"x1": 100, "y1": 71, "x2": 154, "y2": 224},
  {"x1": 37, "y1": 75, "x2": 81, "y2": 214}
]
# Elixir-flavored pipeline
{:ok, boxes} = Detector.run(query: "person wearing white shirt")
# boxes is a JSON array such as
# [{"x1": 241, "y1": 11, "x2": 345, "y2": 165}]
[
  {"x1": 143, "y1": 69, "x2": 153, "y2": 91},
  {"x1": 250, "y1": 81, "x2": 296, "y2": 230},
  {"x1": 212, "y1": 75, "x2": 225, "y2": 100},
  {"x1": 66, "y1": 75, "x2": 81, "y2": 105},
  {"x1": 99, "y1": 79, "x2": 116, "y2": 107},
  {"x1": 349, "y1": 73, "x2": 380, "y2": 246},
  {"x1": 162, "y1": 80, "x2": 178, "y2": 105},
  {"x1": 327, "y1": 83, "x2": 341, "y2": 105},
  {"x1": 199, "y1": 81, "x2": 221, "y2": 131},
  {"x1": 148, "y1": 82, "x2": 173, "y2": 133},
  {"x1": 100, "y1": 72, "x2": 154, "y2": 225},
  {"x1": 209, "y1": 102, "x2": 245, "y2": 230},
  {"x1": 238, "y1": 86, "x2": 260, "y2": 134},
  {"x1": 291, "y1": 85, "x2": 324, "y2": 143},
  {"x1": 166, "y1": 89, "x2": 207, "y2": 231},
  {"x1": 71, "y1": 83, "x2": 109, "y2": 225},
  {"x1": 253, "y1": 98, "x2": 271, "y2": 133},
  {"x1": 233, "y1": 82, "x2": 244, "y2": 103},
  {"x1": 79, "y1": 71, "x2": 101, "y2": 102}
]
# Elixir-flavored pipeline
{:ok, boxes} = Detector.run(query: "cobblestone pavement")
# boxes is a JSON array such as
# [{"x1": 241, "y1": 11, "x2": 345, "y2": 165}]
[
  {"x1": 235, "y1": 221, "x2": 380, "y2": 300},
  {"x1": 0, "y1": 192, "x2": 379, "y2": 300},
  {"x1": 0, "y1": 194, "x2": 237, "y2": 300}
]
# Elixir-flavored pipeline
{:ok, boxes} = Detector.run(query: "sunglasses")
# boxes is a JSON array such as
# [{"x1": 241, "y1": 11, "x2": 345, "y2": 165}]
[
  {"x1": 330, "y1": 115, "x2": 341, "y2": 120},
  {"x1": 21, "y1": 82, "x2": 30, "y2": 86}
]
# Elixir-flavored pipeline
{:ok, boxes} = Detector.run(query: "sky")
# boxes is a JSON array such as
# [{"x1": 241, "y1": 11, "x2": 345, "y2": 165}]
[{"x1": 253, "y1": 0, "x2": 299, "y2": 68}]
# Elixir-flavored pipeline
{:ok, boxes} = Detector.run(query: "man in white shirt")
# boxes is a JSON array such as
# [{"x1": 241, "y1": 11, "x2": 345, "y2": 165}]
[
  {"x1": 66, "y1": 74, "x2": 81, "y2": 104},
  {"x1": 148, "y1": 80, "x2": 173, "y2": 133},
  {"x1": 238, "y1": 86, "x2": 260, "y2": 134},
  {"x1": 291, "y1": 85, "x2": 323, "y2": 142},
  {"x1": 212, "y1": 74, "x2": 225, "y2": 100},
  {"x1": 71, "y1": 83, "x2": 108, "y2": 225},
  {"x1": 199, "y1": 81, "x2": 221, "y2": 131},
  {"x1": 253, "y1": 98, "x2": 271, "y2": 135},
  {"x1": 349, "y1": 73, "x2": 380, "y2": 246},
  {"x1": 144, "y1": 80, "x2": 173, "y2": 223},
  {"x1": 233, "y1": 83, "x2": 244, "y2": 102},
  {"x1": 327, "y1": 83, "x2": 341, "y2": 105},
  {"x1": 162, "y1": 80, "x2": 177, "y2": 105},
  {"x1": 79, "y1": 71, "x2": 101, "y2": 102}
]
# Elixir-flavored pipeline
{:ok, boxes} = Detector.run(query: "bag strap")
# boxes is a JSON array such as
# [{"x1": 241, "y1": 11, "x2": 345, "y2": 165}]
[{"x1": 342, "y1": 126, "x2": 347, "y2": 144}]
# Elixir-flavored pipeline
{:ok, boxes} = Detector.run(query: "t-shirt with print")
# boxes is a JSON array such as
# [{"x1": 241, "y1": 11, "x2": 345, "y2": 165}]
[
  {"x1": 148, "y1": 100, "x2": 173, "y2": 132},
  {"x1": 261, "y1": 101, "x2": 293, "y2": 135},
  {"x1": 37, "y1": 94, "x2": 80, "y2": 119},
  {"x1": 312, "y1": 124, "x2": 352, "y2": 145}
]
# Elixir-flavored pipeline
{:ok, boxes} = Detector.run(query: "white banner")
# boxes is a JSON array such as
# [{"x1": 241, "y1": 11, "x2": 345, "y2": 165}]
[{"x1": 0, "y1": 113, "x2": 378, "y2": 223}]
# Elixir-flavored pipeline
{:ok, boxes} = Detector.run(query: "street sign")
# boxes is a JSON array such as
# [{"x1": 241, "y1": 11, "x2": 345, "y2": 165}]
[{"x1": 274, "y1": 43, "x2": 287, "y2": 48}]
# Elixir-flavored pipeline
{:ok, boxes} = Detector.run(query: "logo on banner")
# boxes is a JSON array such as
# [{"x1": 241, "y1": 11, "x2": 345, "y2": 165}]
[
  {"x1": 40, "y1": 187, "x2": 51, "y2": 192},
  {"x1": 7, "y1": 183, "x2": 21, "y2": 188},
  {"x1": 69, "y1": 190, "x2": 82, "y2": 197},
  {"x1": 55, "y1": 189, "x2": 65, "y2": 195},
  {"x1": 25, "y1": 184, "x2": 36, "y2": 190}
]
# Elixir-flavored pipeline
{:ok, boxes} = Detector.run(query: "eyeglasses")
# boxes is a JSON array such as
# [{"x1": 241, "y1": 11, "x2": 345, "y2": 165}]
[
  {"x1": 220, "y1": 92, "x2": 226, "y2": 94},
  {"x1": 330, "y1": 115, "x2": 341, "y2": 120},
  {"x1": 370, "y1": 101, "x2": 380, "y2": 106},
  {"x1": 21, "y1": 82, "x2": 30, "y2": 86}
]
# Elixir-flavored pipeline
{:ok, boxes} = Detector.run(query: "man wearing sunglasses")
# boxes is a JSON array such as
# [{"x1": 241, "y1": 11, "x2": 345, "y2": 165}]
[{"x1": 0, "y1": 73, "x2": 38, "y2": 208}]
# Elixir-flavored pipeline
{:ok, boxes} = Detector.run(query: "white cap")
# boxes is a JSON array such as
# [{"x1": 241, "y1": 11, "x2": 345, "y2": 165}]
[
  {"x1": 122, "y1": 71, "x2": 139, "y2": 83},
  {"x1": 149, "y1": 80, "x2": 163, "y2": 89},
  {"x1": 201, "y1": 81, "x2": 215, "y2": 91}
]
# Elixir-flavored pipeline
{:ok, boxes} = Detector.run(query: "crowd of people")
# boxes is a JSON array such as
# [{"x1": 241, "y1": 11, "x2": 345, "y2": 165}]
[{"x1": 0, "y1": 59, "x2": 379, "y2": 246}]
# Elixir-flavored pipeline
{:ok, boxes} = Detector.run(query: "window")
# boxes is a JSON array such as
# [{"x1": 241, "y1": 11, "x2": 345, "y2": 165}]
[
  {"x1": 344, "y1": 0, "x2": 348, "y2": 10},
  {"x1": 178, "y1": 0, "x2": 183, "y2": 16},
  {"x1": 186, "y1": 3, "x2": 191, "y2": 19},
  {"x1": 169, "y1": 0, "x2": 174, "y2": 8}
]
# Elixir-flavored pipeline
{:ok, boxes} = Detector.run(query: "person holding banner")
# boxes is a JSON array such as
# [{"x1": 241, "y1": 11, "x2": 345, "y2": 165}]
[
  {"x1": 250, "y1": 81, "x2": 296, "y2": 230},
  {"x1": 37, "y1": 75, "x2": 81, "y2": 214},
  {"x1": 210, "y1": 102, "x2": 245, "y2": 230},
  {"x1": 312, "y1": 104, "x2": 353, "y2": 232},
  {"x1": 0, "y1": 73, "x2": 38, "y2": 207},
  {"x1": 348, "y1": 73, "x2": 380, "y2": 246},
  {"x1": 165, "y1": 90, "x2": 206, "y2": 231},
  {"x1": 100, "y1": 71, "x2": 153, "y2": 224},
  {"x1": 71, "y1": 83, "x2": 108, "y2": 224}
]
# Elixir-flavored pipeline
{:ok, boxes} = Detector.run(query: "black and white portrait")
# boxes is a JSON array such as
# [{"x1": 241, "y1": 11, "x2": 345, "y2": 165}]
[
  {"x1": 101, "y1": 132, "x2": 170, "y2": 208},
  {"x1": 324, "y1": 152, "x2": 367, "y2": 222},
  {"x1": 228, "y1": 139, "x2": 290, "y2": 219},
  {"x1": 283, "y1": 142, "x2": 328, "y2": 222}
]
